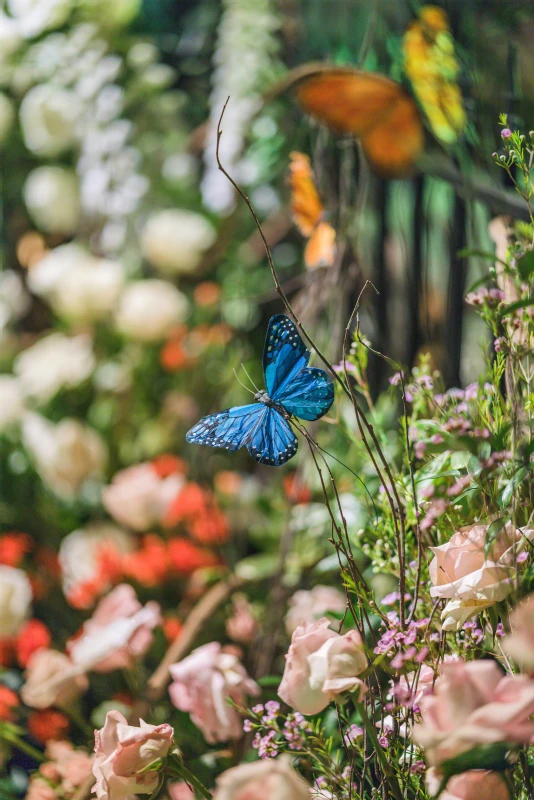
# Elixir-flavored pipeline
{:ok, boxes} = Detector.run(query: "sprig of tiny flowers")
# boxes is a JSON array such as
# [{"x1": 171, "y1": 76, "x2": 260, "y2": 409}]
[{"x1": 493, "y1": 116, "x2": 534, "y2": 227}]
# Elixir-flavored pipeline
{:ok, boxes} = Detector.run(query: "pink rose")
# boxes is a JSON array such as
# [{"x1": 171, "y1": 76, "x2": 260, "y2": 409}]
[
  {"x1": 102, "y1": 463, "x2": 183, "y2": 532},
  {"x1": 426, "y1": 768, "x2": 510, "y2": 800},
  {"x1": 412, "y1": 659, "x2": 534, "y2": 766},
  {"x1": 93, "y1": 710, "x2": 173, "y2": 800},
  {"x1": 45, "y1": 741, "x2": 93, "y2": 790},
  {"x1": 168, "y1": 642, "x2": 259, "y2": 743},
  {"x1": 396, "y1": 656, "x2": 459, "y2": 708},
  {"x1": 278, "y1": 619, "x2": 367, "y2": 715},
  {"x1": 429, "y1": 523, "x2": 534, "y2": 630},
  {"x1": 212, "y1": 756, "x2": 310, "y2": 800},
  {"x1": 226, "y1": 594, "x2": 258, "y2": 643},
  {"x1": 167, "y1": 784, "x2": 195, "y2": 800},
  {"x1": 68, "y1": 584, "x2": 161, "y2": 672},
  {"x1": 26, "y1": 778, "x2": 58, "y2": 800},
  {"x1": 503, "y1": 593, "x2": 534, "y2": 671},
  {"x1": 21, "y1": 649, "x2": 88, "y2": 709},
  {"x1": 285, "y1": 585, "x2": 346, "y2": 635}
]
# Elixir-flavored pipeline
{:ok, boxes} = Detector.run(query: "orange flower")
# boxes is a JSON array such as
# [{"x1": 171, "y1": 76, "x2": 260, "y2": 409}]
[
  {"x1": 0, "y1": 685, "x2": 19, "y2": 721},
  {"x1": 189, "y1": 509, "x2": 229, "y2": 545},
  {"x1": 28, "y1": 710, "x2": 70, "y2": 744},
  {"x1": 122, "y1": 535, "x2": 170, "y2": 587},
  {"x1": 0, "y1": 639, "x2": 14, "y2": 667},
  {"x1": 161, "y1": 339, "x2": 190, "y2": 371},
  {"x1": 152, "y1": 453, "x2": 187, "y2": 478},
  {"x1": 214, "y1": 471, "x2": 243, "y2": 497},
  {"x1": 194, "y1": 282, "x2": 221, "y2": 307},
  {"x1": 163, "y1": 617, "x2": 183, "y2": 642},
  {"x1": 0, "y1": 532, "x2": 32, "y2": 567},
  {"x1": 163, "y1": 483, "x2": 208, "y2": 527},
  {"x1": 15, "y1": 619, "x2": 51, "y2": 667},
  {"x1": 283, "y1": 474, "x2": 311, "y2": 505},
  {"x1": 167, "y1": 538, "x2": 219, "y2": 574}
]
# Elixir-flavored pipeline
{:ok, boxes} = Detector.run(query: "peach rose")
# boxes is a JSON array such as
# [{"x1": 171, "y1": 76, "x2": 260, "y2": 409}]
[
  {"x1": 426, "y1": 768, "x2": 510, "y2": 800},
  {"x1": 26, "y1": 778, "x2": 58, "y2": 800},
  {"x1": 21, "y1": 649, "x2": 88, "y2": 709},
  {"x1": 169, "y1": 642, "x2": 259, "y2": 743},
  {"x1": 285, "y1": 585, "x2": 346, "y2": 635},
  {"x1": 503, "y1": 593, "x2": 534, "y2": 671},
  {"x1": 102, "y1": 464, "x2": 183, "y2": 532},
  {"x1": 429, "y1": 523, "x2": 534, "y2": 630},
  {"x1": 45, "y1": 741, "x2": 93, "y2": 790},
  {"x1": 68, "y1": 584, "x2": 161, "y2": 673},
  {"x1": 212, "y1": 756, "x2": 310, "y2": 800},
  {"x1": 278, "y1": 618, "x2": 367, "y2": 715},
  {"x1": 412, "y1": 659, "x2": 534, "y2": 766},
  {"x1": 93, "y1": 710, "x2": 173, "y2": 800},
  {"x1": 226, "y1": 594, "x2": 258, "y2": 643}
]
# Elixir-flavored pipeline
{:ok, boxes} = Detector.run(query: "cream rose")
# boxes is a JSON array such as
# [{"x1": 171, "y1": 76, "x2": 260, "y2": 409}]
[
  {"x1": 102, "y1": 463, "x2": 183, "y2": 532},
  {"x1": 21, "y1": 649, "x2": 88, "y2": 709},
  {"x1": 213, "y1": 757, "x2": 310, "y2": 800},
  {"x1": 68, "y1": 584, "x2": 161, "y2": 673},
  {"x1": 285, "y1": 585, "x2": 346, "y2": 635},
  {"x1": 114, "y1": 280, "x2": 189, "y2": 342},
  {"x1": 141, "y1": 209, "x2": 216, "y2": 276},
  {"x1": 0, "y1": 375, "x2": 25, "y2": 431},
  {"x1": 22, "y1": 413, "x2": 107, "y2": 499},
  {"x1": 0, "y1": 565, "x2": 32, "y2": 637},
  {"x1": 503, "y1": 593, "x2": 534, "y2": 671},
  {"x1": 59, "y1": 523, "x2": 132, "y2": 603},
  {"x1": 278, "y1": 618, "x2": 367, "y2": 715},
  {"x1": 412, "y1": 659, "x2": 534, "y2": 766},
  {"x1": 92, "y1": 711, "x2": 173, "y2": 800},
  {"x1": 7, "y1": 0, "x2": 71, "y2": 38},
  {"x1": 15, "y1": 333, "x2": 95, "y2": 403},
  {"x1": 429, "y1": 522, "x2": 534, "y2": 631},
  {"x1": 20, "y1": 84, "x2": 82, "y2": 156},
  {"x1": 169, "y1": 642, "x2": 259, "y2": 743},
  {"x1": 23, "y1": 167, "x2": 80, "y2": 236},
  {"x1": 0, "y1": 269, "x2": 30, "y2": 331}
]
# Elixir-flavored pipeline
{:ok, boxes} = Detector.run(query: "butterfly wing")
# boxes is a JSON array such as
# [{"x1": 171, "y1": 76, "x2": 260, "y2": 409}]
[
  {"x1": 247, "y1": 406, "x2": 298, "y2": 466},
  {"x1": 277, "y1": 366, "x2": 334, "y2": 421},
  {"x1": 186, "y1": 404, "x2": 266, "y2": 452},
  {"x1": 294, "y1": 68, "x2": 423, "y2": 178},
  {"x1": 304, "y1": 221, "x2": 336, "y2": 270},
  {"x1": 288, "y1": 151, "x2": 324, "y2": 236},
  {"x1": 263, "y1": 315, "x2": 310, "y2": 399}
]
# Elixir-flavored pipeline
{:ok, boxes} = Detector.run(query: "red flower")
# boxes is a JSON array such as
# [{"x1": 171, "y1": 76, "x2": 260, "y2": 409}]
[
  {"x1": 163, "y1": 617, "x2": 183, "y2": 642},
  {"x1": 122, "y1": 535, "x2": 170, "y2": 587},
  {"x1": 189, "y1": 509, "x2": 229, "y2": 545},
  {"x1": 152, "y1": 454, "x2": 187, "y2": 478},
  {"x1": 163, "y1": 482, "x2": 207, "y2": 527},
  {"x1": 167, "y1": 538, "x2": 218, "y2": 574},
  {"x1": 0, "y1": 685, "x2": 19, "y2": 721},
  {"x1": 14, "y1": 619, "x2": 51, "y2": 667},
  {"x1": 0, "y1": 639, "x2": 14, "y2": 667},
  {"x1": 28, "y1": 710, "x2": 70, "y2": 744},
  {"x1": 283, "y1": 474, "x2": 312, "y2": 505},
  {"x1": 0, "y1": 532, "x2": 32, "y2": 567}
]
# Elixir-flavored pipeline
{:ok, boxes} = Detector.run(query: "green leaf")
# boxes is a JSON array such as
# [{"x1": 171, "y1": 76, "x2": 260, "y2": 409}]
[
  {"x1": 517, "y1": 250, "x2": 534, "y2": 280},
  {"x1": 500, "y1": 466, "x2": 530, "y2": 507},
  {"x1": 498, "y1": 296, "x2": 534, "y2": 318},
  {"x1": 457, "y1": 247, "x2": 507, "y2": 268},
  {"x1": 467, "y1": 455, "x2": 483, "y2": 478},
  {"x1": 257, "y1": 675, "x2": 281, "y2": 687},
  {"x1": 484, "y1": 516, "x2": 511, "y2": 558}
]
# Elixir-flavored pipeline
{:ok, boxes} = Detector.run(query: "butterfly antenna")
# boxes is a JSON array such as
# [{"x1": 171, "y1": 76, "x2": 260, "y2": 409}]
[
  {"x1": 240, "y1": 363, "x2": 260, "y2": 393},
  {"x1": 233, "y1": 368, "x2": 256, "y2": 396}
]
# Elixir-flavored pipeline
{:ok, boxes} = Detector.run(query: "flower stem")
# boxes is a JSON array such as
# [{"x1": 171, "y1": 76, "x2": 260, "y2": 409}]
[
  {"x1": 353, "y1": 702, "x2": 403, "y2": 800},
  {"x1": 166, "y1": 762, "x2": 212, "y2": 799},
  {"x1": 1, "y1": 730, "x2": 45, "y2": 762}
]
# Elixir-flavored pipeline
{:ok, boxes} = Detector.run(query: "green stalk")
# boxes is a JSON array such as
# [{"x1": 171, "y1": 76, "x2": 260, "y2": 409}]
[
  {"x1": 353, "y1": 701, "x2": 403, "y2": 800},
  {"x1": 1, "y1": 730, "x2": 45, "y2": 762}
]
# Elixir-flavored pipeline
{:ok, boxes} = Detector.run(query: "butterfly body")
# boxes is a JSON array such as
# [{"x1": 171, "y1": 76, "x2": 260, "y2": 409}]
[{"x1": 186, "y1": 315, "x2": 334, "y2": 467}]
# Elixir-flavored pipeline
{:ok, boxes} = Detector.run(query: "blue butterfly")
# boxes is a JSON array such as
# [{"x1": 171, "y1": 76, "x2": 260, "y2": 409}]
[{"x1": 186, "y1": 314, "x2": 334, "y2": 466}]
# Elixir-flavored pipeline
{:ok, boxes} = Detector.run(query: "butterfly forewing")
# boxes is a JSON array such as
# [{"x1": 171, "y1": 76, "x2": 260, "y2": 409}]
[
  {"x1": 263, "y1": 315, "x2": 310, "y2": 399},
  {"x1": 186, "y1": 404, "x2": 266, "y2": 451}
]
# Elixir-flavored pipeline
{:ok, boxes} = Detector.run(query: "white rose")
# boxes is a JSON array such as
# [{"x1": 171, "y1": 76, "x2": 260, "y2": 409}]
[
  {"x1": 29, "y1": 243, "x2": 124, "y2": 323},
  {"x1": 7, "y1": 0, "x2": 71, "y2": 38},
  {"x1": 22, "y1": 412, "x2": 107, "y2": 498},
  {"x1": 0, "y1": 13, "x2": 22, "y2": 66},
  {"x1": 0, "y1": 270, "x2": 30, "y2": 331},
  {"x1": 0, "y1": 375, "x2": 25, "y2": 430},
  {"x1": 115, "y1": 279, "x2": 189, "y2": 342},
  {"x1": 23, "y1": 167, "x2": 80, "y2": 235},
  {"x1": 14, "y1": 332, "x2": 95, "y2": 403},
  {"x1": 0, "y1": 565, "x2": 32, "y2": 637},
  {"x1": 213, "y1": 757, "x2": 310, "y2": 800},
  {"x1": 0, "y1": 93, "x2": 15, "y2": 145},
  {"x1": 141, "y1": 209, "x2": 216, "y2": 276},
  {"x1": 20, "y1": 84, "x2": 82, "y2": 156},
  {"x1": 59, "y1": 523, "x2": 133, "y2": 601}
]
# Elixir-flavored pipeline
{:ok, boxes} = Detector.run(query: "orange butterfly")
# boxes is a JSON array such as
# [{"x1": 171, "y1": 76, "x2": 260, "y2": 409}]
[
  {"x1": 290, "y1": 64, "x2": 424, "y2": 178},
  {"x1": 288, "y1": 151, "x2": 336, "y2": 270}
]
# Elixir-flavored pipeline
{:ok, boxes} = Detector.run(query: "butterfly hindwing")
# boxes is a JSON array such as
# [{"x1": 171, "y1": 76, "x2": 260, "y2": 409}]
[
  {"x1": 247, "y1": 406, "x2": 298, "y2": 466},
  {"x1": 263, "y1": 315, "x2": 309, "y2": 399},
  {"x1": 186, "y1": 404, "x2": 267, "y2": 452},
  {"x1": 277, "y1": 366, "x2": 334, "y2": 421}
]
